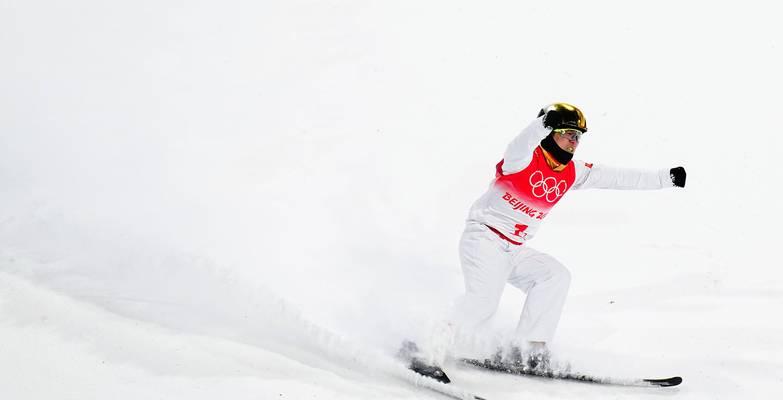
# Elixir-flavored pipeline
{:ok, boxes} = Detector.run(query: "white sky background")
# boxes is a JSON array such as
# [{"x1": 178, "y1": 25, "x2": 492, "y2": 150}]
[{"x1": 1, "y1": 1, "x2": 782, "y2": 398}]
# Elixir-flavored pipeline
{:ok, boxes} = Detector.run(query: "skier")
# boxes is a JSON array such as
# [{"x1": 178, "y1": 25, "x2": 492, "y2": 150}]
[{"x1": 404, "y1": 103, "x2": 686, "y2": 381}]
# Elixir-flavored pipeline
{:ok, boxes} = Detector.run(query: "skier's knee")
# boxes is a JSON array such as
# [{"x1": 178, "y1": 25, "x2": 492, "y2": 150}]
[{"x1": 552, "y1": 264, "x2": 571, "y2": 286}]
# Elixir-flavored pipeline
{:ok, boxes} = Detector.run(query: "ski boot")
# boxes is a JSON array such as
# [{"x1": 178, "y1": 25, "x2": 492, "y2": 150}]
[{"x1": 494, "y1": 344, "x2": 552, "y2": 375}]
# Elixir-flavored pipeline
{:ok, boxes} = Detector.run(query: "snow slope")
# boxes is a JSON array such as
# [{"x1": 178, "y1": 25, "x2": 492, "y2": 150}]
[{"x1": 2, "y1": 0, "x2": 782, "y2": 399}]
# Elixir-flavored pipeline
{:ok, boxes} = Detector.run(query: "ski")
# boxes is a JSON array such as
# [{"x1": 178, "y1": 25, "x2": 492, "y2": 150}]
[
  {"x1": 399, "y1": 367, "x2": 488, "y2": 400},
  {"x1": 408, "y1": 376, "x2": 488, "y2": 400},
  {"x1": 460, "y1": 357, "x2": 682, "y2": 388},
  {"x1": 396, "y1": 340, "x2": 488, "y2": 399}
]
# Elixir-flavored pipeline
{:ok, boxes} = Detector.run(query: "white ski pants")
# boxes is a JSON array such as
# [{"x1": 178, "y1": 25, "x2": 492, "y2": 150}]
[{"x1": 454, "y1": 222, "x2": 571, "y2": 343}]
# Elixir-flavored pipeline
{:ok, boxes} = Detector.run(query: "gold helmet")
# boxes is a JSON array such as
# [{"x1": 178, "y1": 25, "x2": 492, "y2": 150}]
[{"x1": 537, "y1": 102, "x2": 587, "y2": 132}]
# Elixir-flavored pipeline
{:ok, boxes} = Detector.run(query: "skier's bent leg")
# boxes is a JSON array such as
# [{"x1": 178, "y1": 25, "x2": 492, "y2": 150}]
[
  {"x1": 454, "y1": 224, "x2": 511, "y2": 332},
  {"x1": 429, "y1": 223, "x2": 510, "y2": 362},
  {"x1": 511, "y1": 253, "x2": 571, "y2": 343}
]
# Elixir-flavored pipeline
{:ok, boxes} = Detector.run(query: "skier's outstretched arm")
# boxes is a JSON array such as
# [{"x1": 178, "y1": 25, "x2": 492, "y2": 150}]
[
  {"x1": 572, "y1": 162, "x2": 686, "y2": 190},
  {"x1": 501, "y1": 116, "x2": 551, "y2": 175}
]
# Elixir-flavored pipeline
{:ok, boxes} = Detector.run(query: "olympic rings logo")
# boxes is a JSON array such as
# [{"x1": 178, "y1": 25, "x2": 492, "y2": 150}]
[{"x1": 529, "y1": 170, "x2": 567, "y2": 203}]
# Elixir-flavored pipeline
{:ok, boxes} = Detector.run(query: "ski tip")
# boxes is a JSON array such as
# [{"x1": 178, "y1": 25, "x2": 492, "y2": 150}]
[{"x1": 643, "y1": 376, "x2": 682, "y2": 387}]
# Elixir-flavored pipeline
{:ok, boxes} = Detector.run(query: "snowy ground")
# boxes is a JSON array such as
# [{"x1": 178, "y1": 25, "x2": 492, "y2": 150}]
[{"x1": 2, "y1": 1, "x2": 782, "y2": 399}]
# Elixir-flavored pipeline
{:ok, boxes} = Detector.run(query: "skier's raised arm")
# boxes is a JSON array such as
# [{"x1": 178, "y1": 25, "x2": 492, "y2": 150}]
[
  {"x1": 500, "y1": 116, "x2": 551, "y2": 175},
  {"x1": 571, "y1": 163, "x2": 686, "y2": 190}
]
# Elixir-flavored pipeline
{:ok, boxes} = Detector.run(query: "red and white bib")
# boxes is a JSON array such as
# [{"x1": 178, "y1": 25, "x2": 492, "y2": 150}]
[{"x1": 467, "y1": 147, "x2": 575, "y2": 243}]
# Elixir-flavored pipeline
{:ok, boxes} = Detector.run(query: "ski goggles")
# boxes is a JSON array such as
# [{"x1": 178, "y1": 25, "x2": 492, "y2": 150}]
[{"x1": 553, "y1": 128, "x2": 583, "y2": 142}]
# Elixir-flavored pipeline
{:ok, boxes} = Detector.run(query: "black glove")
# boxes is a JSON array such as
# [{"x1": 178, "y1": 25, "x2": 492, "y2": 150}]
[
  {"x1": 542, "y1": 110, "x2": 562, "y2": 130},
  {"x1": 670, "y1": 166, "x2": 686, "y2": 188}
]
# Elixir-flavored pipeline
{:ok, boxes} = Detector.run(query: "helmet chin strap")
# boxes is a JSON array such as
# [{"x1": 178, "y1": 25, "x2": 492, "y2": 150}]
[{"x1": 540, "y1": 132, "x2": 574, "y2": 164}]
